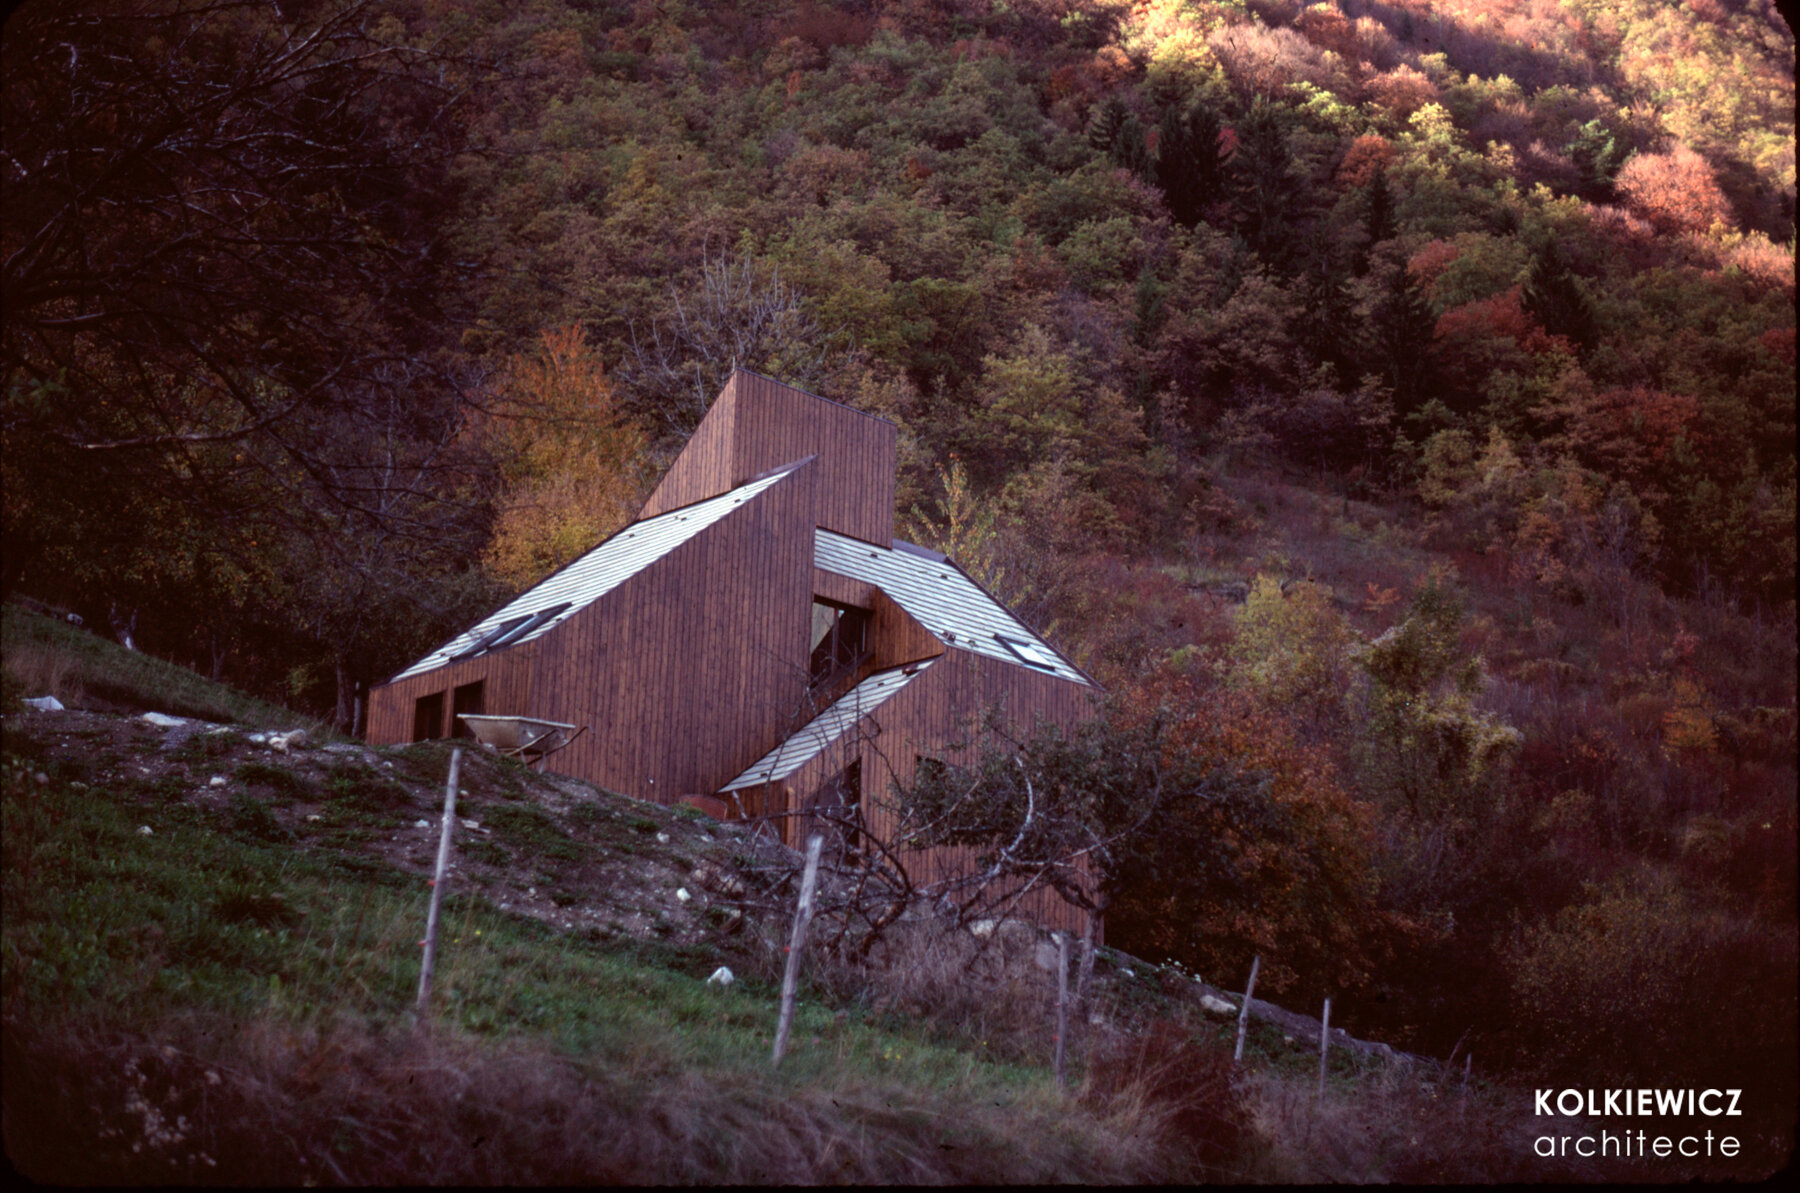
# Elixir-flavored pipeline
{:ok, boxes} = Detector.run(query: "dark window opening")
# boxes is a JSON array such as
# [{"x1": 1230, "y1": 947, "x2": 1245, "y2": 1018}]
[
  {"x1": 811, "y1": 759, "x2": 863, "y2": 860},
  {"x1": 809, "y1": 599, "x2": 870, "y2": 687},
  {"x1": 412, "y1": 691, "x2": 445, "y2": 741},
  {"x1": 451, "y1": 681, "x2": 484, "y2": 738}
]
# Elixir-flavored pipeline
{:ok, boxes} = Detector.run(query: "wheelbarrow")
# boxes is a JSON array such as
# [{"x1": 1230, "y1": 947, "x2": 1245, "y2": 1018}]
[{"x1": 455, "y1": 715, "x2": 586, "y2": 769}]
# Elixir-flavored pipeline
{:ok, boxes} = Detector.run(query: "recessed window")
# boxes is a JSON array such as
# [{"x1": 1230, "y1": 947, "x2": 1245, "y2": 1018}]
[
  {"x1": 412, "y1": 691, "x2": 445, "y2": 741},
  {"x1": 995, "y1": 633, "x2": 1060, "y2": 672},
  {"x1": 451, "y1": 681, "x2": 484, "y2": 738},
  {"x1": 809, "y1": 599, "x2": 870, "y2": 686}
]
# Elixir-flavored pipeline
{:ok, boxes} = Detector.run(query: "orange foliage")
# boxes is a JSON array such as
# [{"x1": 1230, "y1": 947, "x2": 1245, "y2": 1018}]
[
  {"x1": 1615, "y1": 144, "x2": 1733, "y2": 234},
  {"x1": 1406, "y1": 239, "x2": 1461, "y2": 291},
  {"x1": 1336, "y1": 133, "x2": 1394, "y2": 188},
  {"x1": 1433, "y1": 285, "x2": 1535, "y2": 347},
  {"x1": 1364, "y1": 64, "x2": 1439, "y2": 115},
  {"x1": 1108, "y1": 667, "x2": 1378, "y2": 995},
  {"x1": 1557, "y1": 385, "x2": 1703, "y2": 484}
]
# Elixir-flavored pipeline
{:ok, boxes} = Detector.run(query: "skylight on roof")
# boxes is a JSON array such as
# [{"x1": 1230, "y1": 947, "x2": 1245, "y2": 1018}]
[
  {"x1": 995, "y1": 633, "x2": 1060, "y2": 672},
  {"x1": 454, "y1": 615, "x2": 530, "y2": 660}
]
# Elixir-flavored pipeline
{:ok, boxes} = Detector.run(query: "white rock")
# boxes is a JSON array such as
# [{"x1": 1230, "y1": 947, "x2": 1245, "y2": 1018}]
[
  {"x1": 676, "y1": 887, "x2": 691, "y2": 902},
  {"x1": 1200, "y1": 994, "x2": 1238, "y2": 1018},
  {"x1": 414, "y1": 819, "x2": 431, "y2": 829},
  {"x1": 306, "y1": 815, "x2": 323, "y2": 822},
  {"x1": 461, "y1": 819, "x2": 480, "y2": 830},
  {"x1": 655, "y1": 832, "x2": 670, "y2": 844},
  {"x1": 137, "y1": 825, "x2": 153, "y2": 835},
  {"x1": 142, "y1": 712, "x2": 186, "y2": 727},
  {"x1": 209, "y1": 776, "x2": 227, "y2": 788},
  {"x1": 705, "y1": 966, "x2": 735, "y2": 987},
  {"x1": 270, "y1": 729, "x2": 306, "y2": 752},
  {"x1": 968, "y1": 918, "x2": 998, "y2": 938},
  {"x1": 24, "y1": 696, "x2": 64, "y2": 711}
]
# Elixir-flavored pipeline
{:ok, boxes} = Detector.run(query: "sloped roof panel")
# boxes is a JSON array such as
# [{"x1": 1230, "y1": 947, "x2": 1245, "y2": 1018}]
[
  {"x1": 390, "y1": 464, "x2": 803, "y2": 682},
  {"x1": 814, "y1": 530, "x2": 1091, "y2": 686},
  {"x1": 718, "y1": 662, "x2": 930, "y2": 792}
]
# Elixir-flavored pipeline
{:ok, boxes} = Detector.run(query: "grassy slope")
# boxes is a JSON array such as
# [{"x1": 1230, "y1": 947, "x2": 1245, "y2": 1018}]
[
  {"x1": 2, "y1": 606, "x2": 305, "y2": 729},
  {"x1": 0, "y1": 614, "x2": 1174, "y2": 1183},
  {"x1": 2, "y1": 597, "x2": 1775, "y2": 1182}
]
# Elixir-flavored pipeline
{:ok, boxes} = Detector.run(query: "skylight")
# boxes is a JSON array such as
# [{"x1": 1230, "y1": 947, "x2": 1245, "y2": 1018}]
[
  {"x1": 995, "y1": 633, "x2": 1061, "y2": 672},
  {"x1": 452, "y1": 615, "x2": 530, "y2": 660}
]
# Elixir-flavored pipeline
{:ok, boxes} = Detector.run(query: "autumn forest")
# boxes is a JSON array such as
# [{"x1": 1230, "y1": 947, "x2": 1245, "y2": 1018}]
[{"x1": 3, "y1": 0, "x2": 1795, "y2": 1134}]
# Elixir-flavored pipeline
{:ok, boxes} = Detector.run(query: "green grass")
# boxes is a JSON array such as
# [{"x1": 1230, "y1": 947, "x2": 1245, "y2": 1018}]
[
  {"x1": 2, "y1": 604, "x2": 305, "y2": 728},
  {"x1": 0, "y1": 742, "x2": 1173, "y2": 1184}
]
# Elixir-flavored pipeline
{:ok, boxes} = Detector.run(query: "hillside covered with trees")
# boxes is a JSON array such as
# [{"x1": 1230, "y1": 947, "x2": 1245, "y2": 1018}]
[{"x1": 4, "y1": 0, "x2": 1795, "y2": 1149}]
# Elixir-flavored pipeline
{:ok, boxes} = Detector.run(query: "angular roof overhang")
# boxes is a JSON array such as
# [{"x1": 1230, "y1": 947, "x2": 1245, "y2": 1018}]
[
  {"x1": 718, "y1": 661, "x2": 932, "y2": 792},
  {"x1": 813, "y1": 529, "x2": 1091, "y2": 686},
  {"x1": 387, "y1": 460, "x2": 809, "y2": 683}
]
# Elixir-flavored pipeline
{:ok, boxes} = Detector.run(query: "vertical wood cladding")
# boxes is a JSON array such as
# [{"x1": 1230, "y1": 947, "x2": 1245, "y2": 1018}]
[
  {"x1": 368, "y1": 369, "x2": 1097, "y2": 938},
  {"x1": 638, "y1": 370, "x2": 896, "y2": 546},
  {"x1": 535, "y1": 459, "x2": 817, "y2": 799},
  {"x1": 370, "y1": 461, "x2": 819, "y2": 799},
  {"x1": 367, "y1": 640, "x2": 540, "y2": 746},
  {"x1": 770, "y1": 648, "x2": 1099, "y2": 936},
  {"x1": 635, "y1": 380, "x2": 738, "y2": 519}
]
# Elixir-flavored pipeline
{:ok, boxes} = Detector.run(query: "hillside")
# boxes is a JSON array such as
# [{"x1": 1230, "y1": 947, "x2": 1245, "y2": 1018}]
[
  {"x1": 2, "y1": 607, "x2": 1787, "y2": 1181},
  {"x1": 2, "y1": 0, "x2": 1795, "y2": 1180}
]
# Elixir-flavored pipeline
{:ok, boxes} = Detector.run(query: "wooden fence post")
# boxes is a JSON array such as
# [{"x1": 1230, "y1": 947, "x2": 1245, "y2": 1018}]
[
  {"x1": 1316, "y1": 996, "x2": 1332, "y2": 1104},
  {"x1": 771, "y1": 834, "x2": 823, "y2": 1067},
  {"x1": 415, "y1": 747, "x2": 463, "y2": 1022},
  {"x1": 1234, "y1": 954, "x2": 1260, "y2": 1063},
  {"x1": 1054, "y1": 931, "x2": 1070, "y2": 1089}
]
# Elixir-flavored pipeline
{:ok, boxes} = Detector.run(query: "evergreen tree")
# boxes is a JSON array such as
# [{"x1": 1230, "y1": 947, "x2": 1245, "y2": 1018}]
[
  {"x1": 1299, "y1": 242, "x2": 1358, "y2": 384},
  {"x1": 1087, "y1": 94, "x2": 1149, "y2": 178},
  {"x1": 1356, "y1": 169, "x2": 1395, "y2": 274},
  {"x1": 1154, "y1": 99, "x2": 1225, "y2": 228},
  {"x1": 1367, "y1": 259, "x2": 1437, "y2": 414},
  {"x1": 1566, "y1": 118, "x2": 1625, "y2": 199},
  {"x1": 1231, "y1": 98, "x2": 1301, "y2": 267},
  {"x1": 1521, "y1": 237, "x2": 1597, "y2": 350}
]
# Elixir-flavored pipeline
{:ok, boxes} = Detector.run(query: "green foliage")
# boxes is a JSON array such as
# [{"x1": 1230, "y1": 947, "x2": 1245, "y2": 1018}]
[
  {"x1": 1229, "y1": 575, "x2": 1354, "y2": 727},
  {"x1": 1349, "y1": 577, "x2": 1521, "y2": 821}
]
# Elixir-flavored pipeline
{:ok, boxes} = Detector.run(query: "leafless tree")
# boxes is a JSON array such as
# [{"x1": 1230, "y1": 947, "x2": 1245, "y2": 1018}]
[{"x1": 622, "y1": 245, "x2": 838, "y2": 432}]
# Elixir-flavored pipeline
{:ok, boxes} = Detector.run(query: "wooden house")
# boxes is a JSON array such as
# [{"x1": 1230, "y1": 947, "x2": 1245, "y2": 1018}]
[{"x1": 366, "y1": 370, "x2": 1099, "y2": 931}]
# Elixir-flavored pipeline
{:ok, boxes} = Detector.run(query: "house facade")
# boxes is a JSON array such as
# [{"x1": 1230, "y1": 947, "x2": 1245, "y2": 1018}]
[{"x1": 366, "y1": 370, "x2": 1099, "y2": 930}]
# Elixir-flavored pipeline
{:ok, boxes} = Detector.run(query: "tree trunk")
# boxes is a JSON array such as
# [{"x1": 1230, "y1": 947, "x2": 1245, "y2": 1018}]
[{"x1": 334, "y1": 655, "x2": 356, "y2": 733}]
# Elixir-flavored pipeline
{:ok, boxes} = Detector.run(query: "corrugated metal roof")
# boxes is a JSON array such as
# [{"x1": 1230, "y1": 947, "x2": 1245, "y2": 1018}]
[
  {"x1": 814, "y1": 530, "x2": 1091, "y2": 686},
  {"x1": 390, "y1": 464, "x2": 804, "y2": 682},
  {"x1": 718, "y1": 662, "x2": 931, "y2": 792}
]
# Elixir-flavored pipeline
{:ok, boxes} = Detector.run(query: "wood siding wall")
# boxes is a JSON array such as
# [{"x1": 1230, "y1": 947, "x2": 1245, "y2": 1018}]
[
  {"x1": 638, "y1": 370, "x2": 896, "y2": 546},
  {"x1": 369, "y1": 461, "x2": 821, "y2": 799},
  {"x1": 758, "y1": 648, "x2": 1099, "y2": 937}
]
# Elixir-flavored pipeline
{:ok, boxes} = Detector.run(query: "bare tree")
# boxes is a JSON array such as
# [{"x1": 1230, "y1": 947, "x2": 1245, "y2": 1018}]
[{"x1": 622, "y1": 245, "x2": 837, "y2": 432}]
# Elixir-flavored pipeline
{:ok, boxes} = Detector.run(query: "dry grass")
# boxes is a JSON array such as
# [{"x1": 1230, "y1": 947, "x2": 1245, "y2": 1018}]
[
  {"x1": 806, "y1": 918, "x2": 1067, "y2": 1063},
  {"x1": 3, "y1": 1010, "x2": 1174, "y2": 1185},
  {"x1": 1238, "y1": 1061, "x2": 1593, "y2": 1183},
  {"x1": 1, "y1": 639, "x2": 85, "y2": 707}
]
